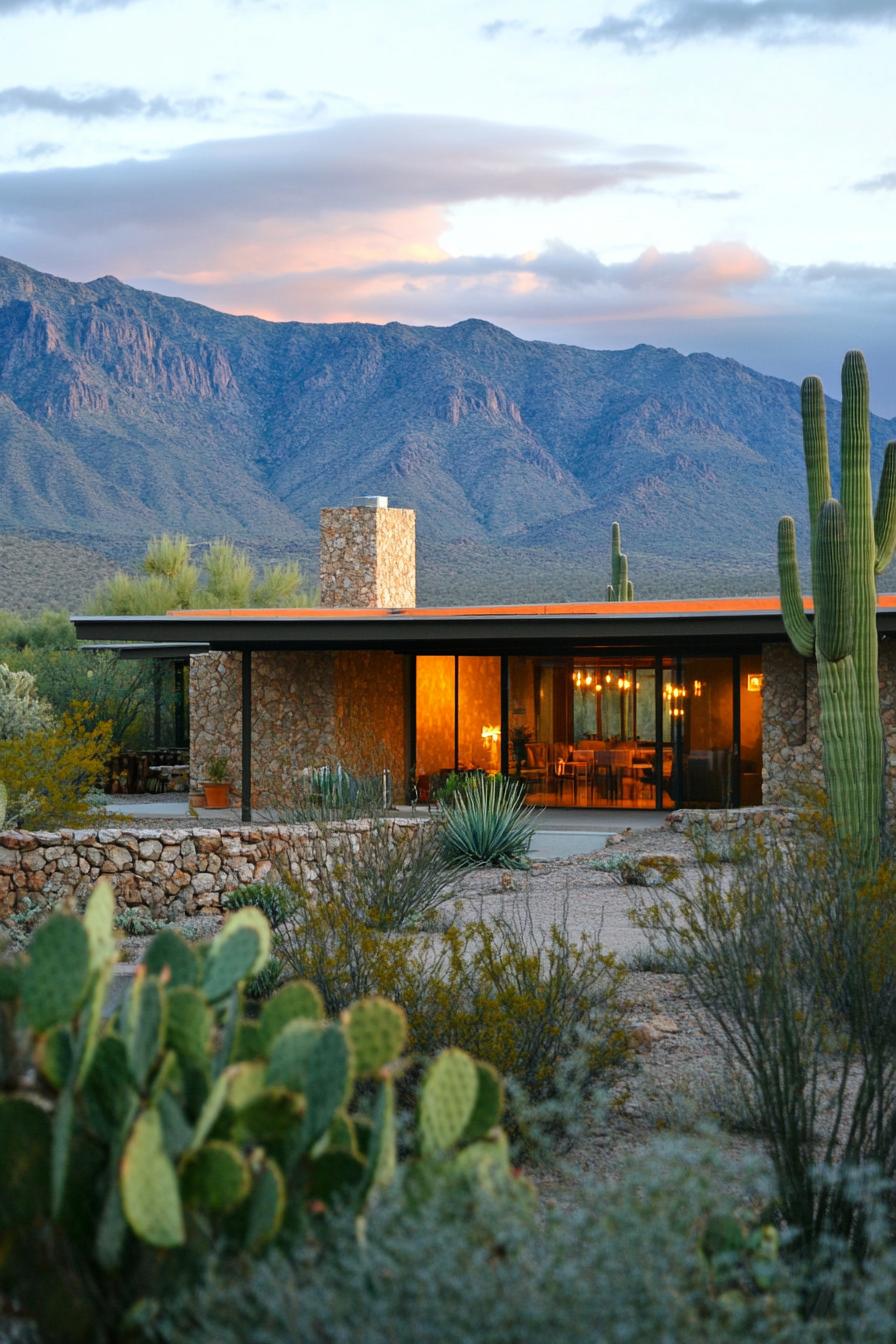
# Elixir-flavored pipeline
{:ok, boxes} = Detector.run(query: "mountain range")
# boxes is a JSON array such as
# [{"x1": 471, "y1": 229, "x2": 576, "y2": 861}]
[{"x1": 1, "y1": 253, "x2": 895, "y2": 612}]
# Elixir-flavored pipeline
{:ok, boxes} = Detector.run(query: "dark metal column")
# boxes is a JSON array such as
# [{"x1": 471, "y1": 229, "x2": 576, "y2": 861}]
[
  {"x1": 241, "y1": 650, "x2": 252, "y2": 823},
  {"x1": 152, "y1": 660, "x2": 162, "y2": 750},
  {"x1": 173, "y1": 660, "x2": 185, "y2": 750},
  {"x1": 500, "y1": 654, "x2": 509, "y2": 776}
]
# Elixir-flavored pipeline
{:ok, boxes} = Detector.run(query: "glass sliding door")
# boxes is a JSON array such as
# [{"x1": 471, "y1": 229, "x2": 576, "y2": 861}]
[
  {"x1": 739, "y1": 654, "x2": 763, "y2": 806},
  {"x1": 419, "y1": 650, "x2": 761, "y2": 812},
  {"x1": 507, "y1": 655, "x2": 661, "y2": 809},
  {"x1": 414, "y1": 655, "x2": 502, "y2": 792},
  {"x1": 415, "y1": 656, "x2": 455, "y2": 779},
  {"x1": 458, "y1": 656, "x2": 502, "y2": 772},
  {"x1": 679, "y1": 656, "x2": 735, "y2": 808}
]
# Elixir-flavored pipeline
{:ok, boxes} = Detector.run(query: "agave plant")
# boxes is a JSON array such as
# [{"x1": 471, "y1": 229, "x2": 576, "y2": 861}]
[{"x1": 440, "y1": 774, "x2": 537, "y2": 870}]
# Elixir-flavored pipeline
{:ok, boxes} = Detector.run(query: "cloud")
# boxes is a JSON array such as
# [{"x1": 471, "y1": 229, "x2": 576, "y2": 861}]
[
  {"x1": 16, "y1": 140, "x2": 63, "y2": 159},
  {"x1": 0, "y1": 0, "x2": 133, "y2": 14},
  {"x1": 0, "y1": 85, "x2": 217, "y2": 120},
  {"x1": 480, "y1": 18, "x2": 524, "y2": 38},
  {"x1": 0, "y1": 115, "x2": 703, "y2": 279},
  {"x1": 579, "y1": 0, "x2": 896, "y2": 50},
  {"x1": 855, "y1": 169, "x2": 896, "y2": 191}
]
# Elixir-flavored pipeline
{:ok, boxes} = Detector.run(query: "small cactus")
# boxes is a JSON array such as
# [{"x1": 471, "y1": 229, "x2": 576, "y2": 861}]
[{"x1": 607, "y1": 521, "x2": 635, "y2": 602}]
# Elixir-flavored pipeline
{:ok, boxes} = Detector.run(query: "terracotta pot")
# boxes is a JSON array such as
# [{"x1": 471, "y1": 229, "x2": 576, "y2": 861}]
[{"x1": 203, "y1": 782, "x2": 230, "y2": 809}]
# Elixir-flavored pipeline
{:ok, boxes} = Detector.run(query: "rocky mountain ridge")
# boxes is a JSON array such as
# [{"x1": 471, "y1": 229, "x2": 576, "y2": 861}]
[{"x1": 1, "y1": 253, "x2": 895, "y2": 607}]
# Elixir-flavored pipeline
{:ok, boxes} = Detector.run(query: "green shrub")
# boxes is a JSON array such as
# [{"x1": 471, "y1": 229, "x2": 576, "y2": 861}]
[
  {"x1": 142, "y1": 1135, "x2": 802, "y2": 1344},
  {"x1": 308, "y1": 820, "x2": 457, "y2": 931},
  {"x1": 272, "y1": 762, "x2": 387, "y2": 824},
  {"x1": 440, "y1": 774, "x2": 536, "y2": 870},
  {"x1": 592, "y1": 852, "x2": 681, "y2": 886},
  {"x1": 639, "y1": 813, "x2": 896, "y2": 1255},
  {"x1": 0, "y1": 886, "x2": 517, "y2": 1343},
  {"x1": 273, "y1": 891, "x2": 627, "y2": 1136},
  {"x1": 0, "y1": 663, "x2": 54, "y2": 739}
]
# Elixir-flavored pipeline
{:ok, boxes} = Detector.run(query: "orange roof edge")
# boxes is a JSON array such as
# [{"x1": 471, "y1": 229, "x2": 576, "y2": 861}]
[{"x1": 166, "y1": 595, "x2": 896, "y2": 619}]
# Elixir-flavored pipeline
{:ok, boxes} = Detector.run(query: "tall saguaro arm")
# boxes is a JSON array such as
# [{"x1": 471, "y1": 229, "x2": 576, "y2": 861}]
[
  {"x1": 777, "y1": 517, "x2": 815, "y2": 658},
  {"x1": 874, "y1": 441, "x2": 896, "y2": 573}
]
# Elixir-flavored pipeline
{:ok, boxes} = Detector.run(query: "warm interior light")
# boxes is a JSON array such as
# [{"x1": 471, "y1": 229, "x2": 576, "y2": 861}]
[
  {"x1": 584, "y1": 672, "x2": 593, "y2": 686},
  {"x1": 693, "y1": 679, "x2": 703, "y2": 697},
  {"x1": 481, "y1": 724, "x2": 501, "y2": 744},
  {"x1": 747, "y1": 673, "x2": 764, "y2": 693}
]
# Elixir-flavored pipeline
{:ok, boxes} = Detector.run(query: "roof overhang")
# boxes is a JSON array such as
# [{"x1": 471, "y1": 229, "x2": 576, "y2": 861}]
[
  {"x1": 70, "y1": 598, "x2": 896, "y2": 656},
  {"x1": 80, "y1": 641, "x2": 209, "y2": 660}
]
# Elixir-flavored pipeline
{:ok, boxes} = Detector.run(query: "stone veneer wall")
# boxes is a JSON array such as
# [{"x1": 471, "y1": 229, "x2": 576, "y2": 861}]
[
  {"x1": 0, "y1": 819, "x2": 422, "y2": 920},
  {"x1": 189, "y1": 649, "x2": 407, "y2": 803},
  {"x1": 762, "y1": 638, "x2": 896, "y2": 824},
  {"x1": 319, "y1": 505, "x2": 416, "y2": 609}
]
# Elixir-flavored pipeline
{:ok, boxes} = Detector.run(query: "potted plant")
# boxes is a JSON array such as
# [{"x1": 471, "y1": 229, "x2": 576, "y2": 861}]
[{"x1": 202, "y1": 756, "x2": 230, "y2": 808}]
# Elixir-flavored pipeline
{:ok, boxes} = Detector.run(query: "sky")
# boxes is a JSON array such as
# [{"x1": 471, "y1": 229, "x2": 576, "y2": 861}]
[{"x1": 1, "y1": 0, "x2": 896, "y2": 410}]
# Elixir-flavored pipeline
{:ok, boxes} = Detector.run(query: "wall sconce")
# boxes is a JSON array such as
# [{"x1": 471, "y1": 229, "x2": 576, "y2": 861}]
[
  {"x1": 693, "y1": 679, "x2": 703, "y2": 697},
  {"x1": 747, "y1": 673, "x2": 764, "y2": 693},
  {"x1": 481, "y1": 724, "x2": 501, "y2": 745}
]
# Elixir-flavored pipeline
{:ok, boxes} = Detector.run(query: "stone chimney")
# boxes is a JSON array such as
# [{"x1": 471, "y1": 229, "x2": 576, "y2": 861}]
[{"x1": 319, "y1": 497, "x2": 416, "y2": 609}]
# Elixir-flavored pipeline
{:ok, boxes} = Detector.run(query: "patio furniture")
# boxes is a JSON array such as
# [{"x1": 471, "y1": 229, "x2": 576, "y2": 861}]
[
  {"x1": 148, "y1": 764, "x2": 190, "y2": 793},
  {"x1": 520, "y1": 742, "x2": 548, "y2": 794}
]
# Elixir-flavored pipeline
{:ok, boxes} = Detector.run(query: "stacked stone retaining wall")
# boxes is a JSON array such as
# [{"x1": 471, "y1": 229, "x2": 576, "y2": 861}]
[{"x1": 0, "y1": 819, "x2": 423, "y2": 921}]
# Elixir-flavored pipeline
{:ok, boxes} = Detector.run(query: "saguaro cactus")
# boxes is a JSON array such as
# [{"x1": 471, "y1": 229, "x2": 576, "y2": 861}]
[
  {"x1": 607, "y1": 521, "x2": 635, "y2": 601},
  {"x1": 777, "y1": 351, "x2": 896, "y2": 861}
]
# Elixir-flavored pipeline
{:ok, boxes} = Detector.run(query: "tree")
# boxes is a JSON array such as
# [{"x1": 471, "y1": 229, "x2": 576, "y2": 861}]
[{"x1": 88, "y1": 534, "x2": 313, "y2": 615}]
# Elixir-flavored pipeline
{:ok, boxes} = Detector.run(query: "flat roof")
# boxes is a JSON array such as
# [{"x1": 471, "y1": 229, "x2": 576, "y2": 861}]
[
  {"x1": 70, "y1": 593, "x2": 896, "y2": 654},
  {"x1": 162, "y1": 595, "x2": 833, "y2": 620}
]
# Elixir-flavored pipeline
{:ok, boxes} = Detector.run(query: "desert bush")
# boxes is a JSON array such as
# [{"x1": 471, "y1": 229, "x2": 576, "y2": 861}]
[
  {"x1": 0, "y1": 702, "x2": 113, "y2": 828},
  {"x1": 440, "y1": 773, "x2": 536, "y2": 869},
  {"x1": 0, "y1": 663, "x2": 54, "y2": 739},
  {"x1": 143, "y1": 1135, "x2": 802, "y2": 1344},
  {"x1": 639, "y1": 815, "x2": 896, "y2": 1255},
  {"x1": 273, "y1": 890, "x2": 627, "y2": 1130},
  {"x1": 271, "y1": 761, "x2": 388, "y2": 824},
  {"x1": 88, "y1": 534, "x2": 312, "y2": 615},
  {"x1": 593, "y1": 852, "x2": 681, "y2": 886},
  {"x1": 0, "y1": 888, "x2": 517, "y2": 1343},
  {"x1": 308, "y1": 820, "x2": 457, "y2": 931}
]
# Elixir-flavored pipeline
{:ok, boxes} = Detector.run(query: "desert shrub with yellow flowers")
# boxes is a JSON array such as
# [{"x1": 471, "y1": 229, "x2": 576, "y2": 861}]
[{"x1": 0, "y1": 700, "x2": 113, "y2": 829}]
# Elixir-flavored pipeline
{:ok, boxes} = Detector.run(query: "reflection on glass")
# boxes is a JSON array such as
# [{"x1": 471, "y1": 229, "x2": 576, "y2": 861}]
[
  {"x1": 740, "y1": 654, "x2": 763, "y2": 805},
  {"x1": 458, "y1": 656, "x2": 502, "y2": 771},
  {"x1": 680, "y1": 657, "x2": 734, "y2": 807},
  {"x1": 415, "y1": 656, "x2": 455, "y2": 777}
]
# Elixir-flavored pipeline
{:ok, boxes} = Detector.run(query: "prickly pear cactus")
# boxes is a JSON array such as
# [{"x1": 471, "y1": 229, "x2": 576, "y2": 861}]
[{"x1": 0, "y1": 887, "x2": 516, "y2": 1344}]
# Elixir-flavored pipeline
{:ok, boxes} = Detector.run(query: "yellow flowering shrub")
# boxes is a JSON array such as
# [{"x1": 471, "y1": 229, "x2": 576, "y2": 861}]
[
  {"x1": 0, "y1": 701, "x2": 114, "y2": 829},
  {"x1": 274, "y1": 889, "x2": 628, "y2": 1115}
]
